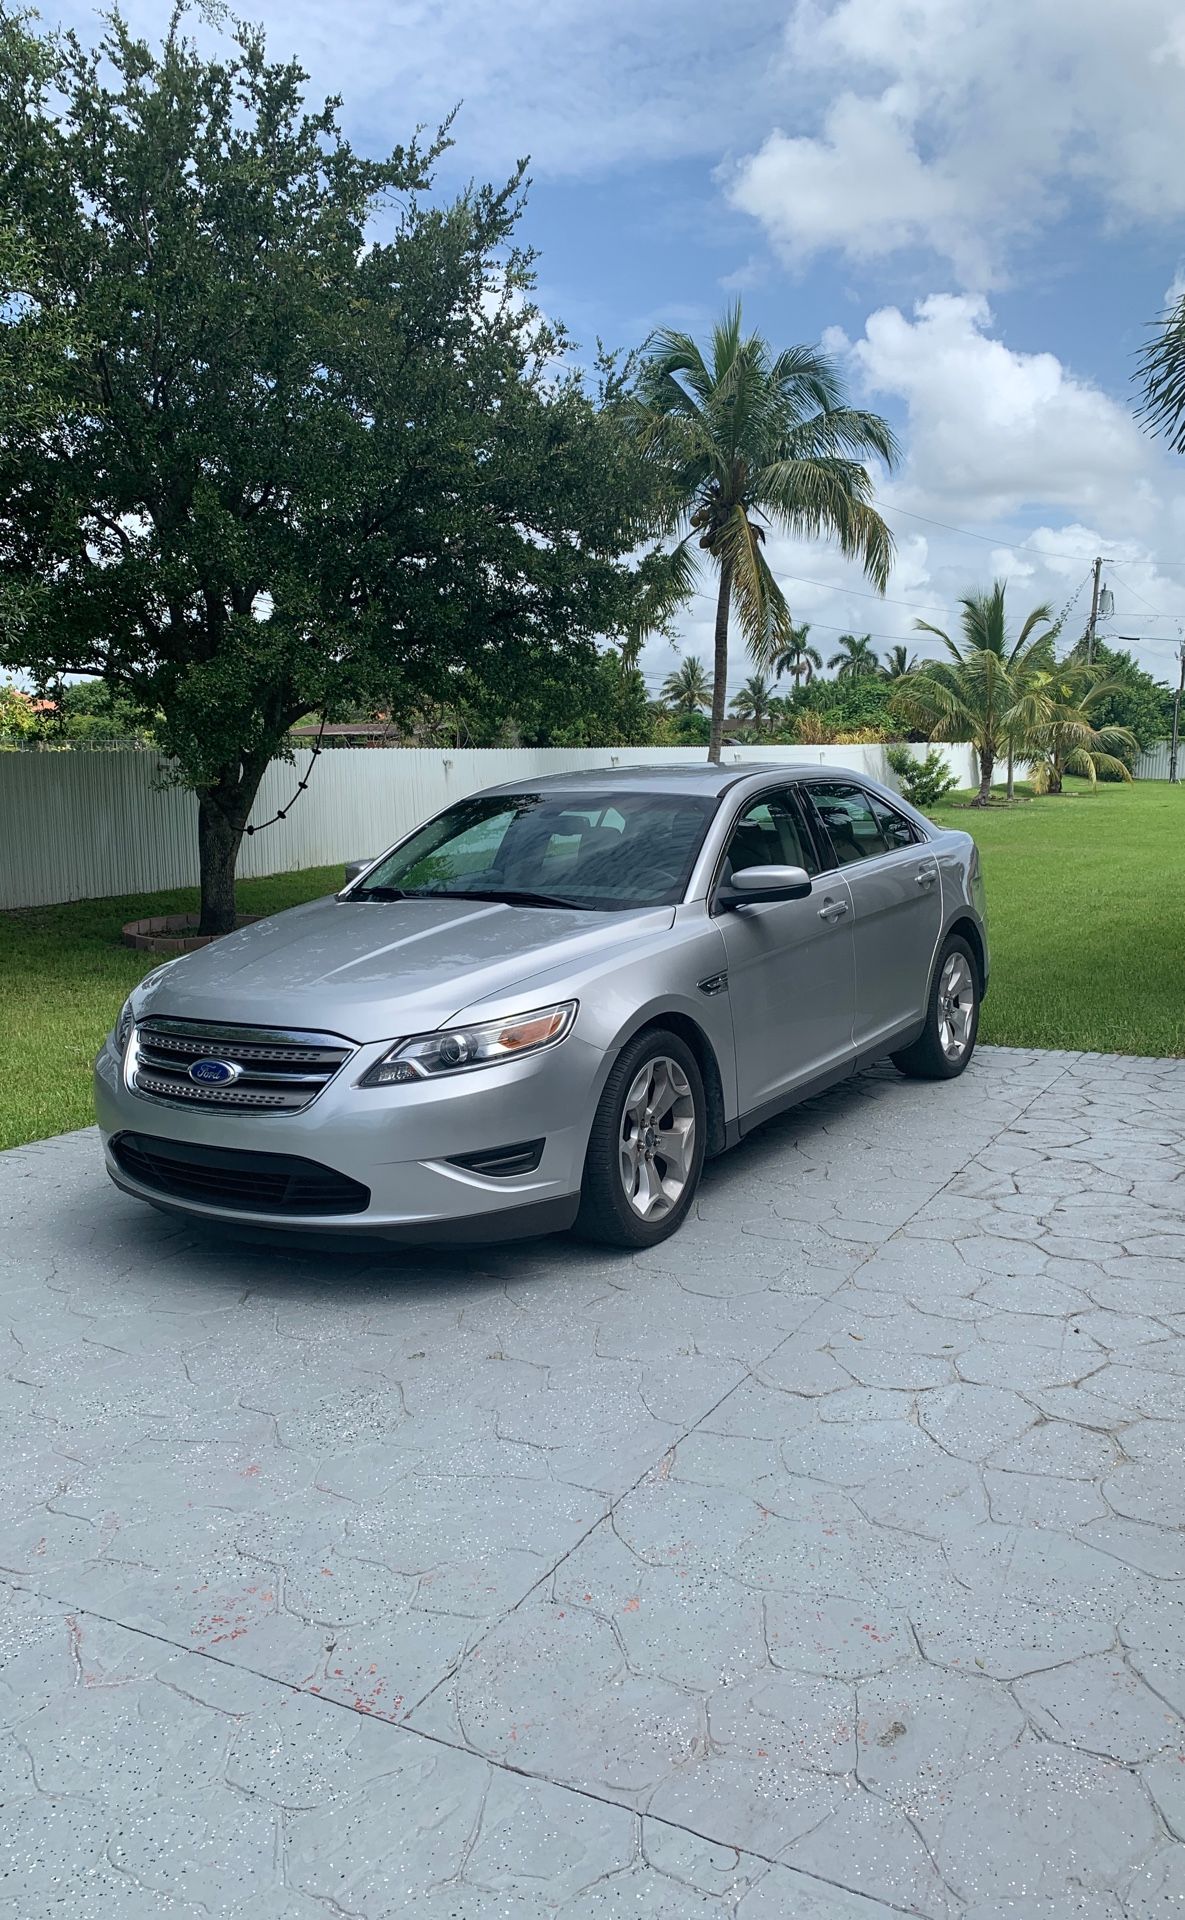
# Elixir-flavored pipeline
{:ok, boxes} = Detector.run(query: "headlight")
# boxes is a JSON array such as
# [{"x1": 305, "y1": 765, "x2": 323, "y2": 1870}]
[
  {"x1": 115, "y1": 995, "x2": 136, "y2": 1051},
  {"x1": 359, "y1": 1000, "x2": 577, "y2": 1086}
]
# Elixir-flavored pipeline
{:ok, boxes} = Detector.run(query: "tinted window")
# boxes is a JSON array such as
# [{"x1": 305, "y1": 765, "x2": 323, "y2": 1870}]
[
  {"x1": 353, "y1": 790, "x2": 717, "y2": 911},
  {"x1": 869, "y1": 793, "x2": 920, "y2": 849},
  {"x1": 806, "y1": 782, "x2": 893, "y2": 866},
  {"x1": 724, "y1": 789, "x2": 820, "y2": 878}
]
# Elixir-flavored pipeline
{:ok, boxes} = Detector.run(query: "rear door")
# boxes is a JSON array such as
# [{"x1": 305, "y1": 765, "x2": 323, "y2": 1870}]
[
  {"x1": 801, "y1": 780, "x2": 942, "y2": 1055},
  {"x1": 714, "y1": 785, "x2": 856, "y2": 1117}
]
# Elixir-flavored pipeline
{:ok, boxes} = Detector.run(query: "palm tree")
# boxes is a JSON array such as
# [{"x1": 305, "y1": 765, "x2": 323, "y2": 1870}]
[
  {"x1": 772, "y1": 622, "x2": 823, "y2": 687},
  {"x1": 880, "y1": 644, "x2": 918, "y2": 680},
  {"x1": 828, "y1": 633, "x2": 879, "y2": 678},
  {"x1": 895, "y1": 582, "x2": 1057, "y2": 805},
  {"x1": 634, "y1": 304, "x2": 898, "y2": 763},
  {"x1": 1137, "y1": 289, "x2": 1185, "y2": 451},
  {"x1": 661, "y1": 655, "x2": 711, "y2": 713},
  {"x1": 729, "y1": 672, "x2": 776, "y2": 735},
  {"x1": 1019, "y1": 662, "x2": 1138, "y2": 793}
]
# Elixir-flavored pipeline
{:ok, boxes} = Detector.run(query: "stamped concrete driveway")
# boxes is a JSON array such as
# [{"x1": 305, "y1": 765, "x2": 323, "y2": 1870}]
[{"x1": 2, "y1": 1045, "x2": 1184, "y2": 1920}]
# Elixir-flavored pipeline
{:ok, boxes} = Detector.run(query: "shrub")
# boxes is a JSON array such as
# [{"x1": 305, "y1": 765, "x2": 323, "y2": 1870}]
[{"x1": 886, "y1": 744, "x2": 959, "y2": 810}]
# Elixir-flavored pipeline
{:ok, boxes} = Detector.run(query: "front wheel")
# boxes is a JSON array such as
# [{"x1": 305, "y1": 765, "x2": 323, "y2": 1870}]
[
  {"x1": 891, "y1": 936, "x2": 980, "y2": 1081},
  {"x1": 574, "y1": 1029, "x2": 706, "y2": 1248}
]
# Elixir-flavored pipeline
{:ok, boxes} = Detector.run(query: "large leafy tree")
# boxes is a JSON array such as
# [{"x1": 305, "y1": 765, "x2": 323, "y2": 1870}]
[
  {"x1": 0, "y1": 14, "x2": 663, "y2": 930},
  {"x1": 896, "y1": 582, "x2": 1057, "y2": 804},
  {"x1": 633, "y1": 305, "x2": 898, "y2": 763},
  {"x1": 828, "y1": 632, "x2": 879, "y2": 678}
]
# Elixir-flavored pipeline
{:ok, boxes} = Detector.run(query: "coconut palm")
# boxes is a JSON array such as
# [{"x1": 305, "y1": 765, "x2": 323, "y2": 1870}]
[
  {"x1": 772, "y1": 623, "x2": 824, "y2": 686},
  {"x1": 1137, "y1": 289, "x2": 1185, "y2": 451},
  {"x1": 661, "y1": 655, "x2": 711, "y2": 713},
  {"x1": 828, "y1": 633, "x2": 879, "y2": 679},
  {"x1": 729, "y1": 672, "x2": 776, "y2": 735},
  {"x1": 1018, "y1": 662, "x2": 1138, "y2": 793},
  {"x1": 895, "y1": 582, "x2": 1058, "y2": 805},
  {"x1": 634, "y1": 304, "x2": 897, "y2": 762},
  {"x1": 880, "y1": 644, "x2": 918, "y2": 680}
]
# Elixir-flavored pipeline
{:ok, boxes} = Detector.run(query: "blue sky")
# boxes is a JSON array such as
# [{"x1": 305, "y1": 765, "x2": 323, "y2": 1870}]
[{"x1": 53, "y1": 0, "x2": 1185, "y2": 696}]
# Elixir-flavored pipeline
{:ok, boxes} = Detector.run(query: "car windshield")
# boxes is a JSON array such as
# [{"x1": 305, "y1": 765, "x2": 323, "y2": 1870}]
[{"x1": 351, "y1": 789, "x2": 717, "y2": 912}]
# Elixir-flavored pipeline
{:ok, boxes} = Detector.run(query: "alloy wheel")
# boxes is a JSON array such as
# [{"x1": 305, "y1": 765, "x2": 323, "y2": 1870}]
[
  {"x1": 618, "y1": 1055, "x2": 696, "y2": 1220},
  {"x1": 937, "y1": 951, "x2": 975, "y2": 1061}
]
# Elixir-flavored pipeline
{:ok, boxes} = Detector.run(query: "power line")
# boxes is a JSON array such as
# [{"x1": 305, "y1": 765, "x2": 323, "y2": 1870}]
[{"x1": 882, "y1": 500, "x2": 1185, "y2": 578}]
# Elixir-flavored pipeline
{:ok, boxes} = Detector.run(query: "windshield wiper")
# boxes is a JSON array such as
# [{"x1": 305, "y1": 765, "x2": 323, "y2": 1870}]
[
  {"x1": 348, "y1": 884, "x2": 594, "y2": 910},
  {"x1": 418, "y1": 887, "x2": 596, "y2": 911}
]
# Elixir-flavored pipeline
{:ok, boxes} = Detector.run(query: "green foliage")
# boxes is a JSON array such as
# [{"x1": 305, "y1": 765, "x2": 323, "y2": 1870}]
[
  {"x1": 827, "y1": 633, "x2": 879, "y2": 678},
  {"x1": 897, "y1": 582, "x2": 1058, "y2": 802},
  {"x1": 633, "y1": 302, "x2": 897, "y2": 760},
  {"x1": 651, "y1": 707, "x2": 711, "y2": 745},
  {"x1": 729, "y1": 672, "x2": 776, "y2": 733},
  {"x1": 771, "y1": 622, "x2": 823, "y2": 685},
  {"x1": 885, "y1": 744, "x2": 959, "y2": 810},
  {"x1": 1136, "y1": 288, "x2": 1185, "y2": 453},
  {"x1": 1076, "y1": 643, "x2": 1173, "y2": 755},
  {"x1": 0, "y1": 12, "x2": 664, "y2": 927},
  {"x1": 660, "y1": 656, "x2": 712, "y2": 712},
  {"x1": 775, "y1": 673, "x2": 901, "y2": 736},
  {"x1": 0, "y1": 680, "x2": 37, "y2": 740}
]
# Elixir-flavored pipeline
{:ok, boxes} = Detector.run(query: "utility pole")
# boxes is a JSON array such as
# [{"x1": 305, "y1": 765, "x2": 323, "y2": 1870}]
[
  {"x1": 1085, "y1": 556, "x2": 1103, "y2": 665},
  {"x1": 1170, "y1": 642, "x2": 1185, "y2": 785}
]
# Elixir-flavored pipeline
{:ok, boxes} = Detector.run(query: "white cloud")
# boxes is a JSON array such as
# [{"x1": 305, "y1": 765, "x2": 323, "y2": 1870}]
[
  {"x1": 68, "y1": 0, "x2": 772, "y2": 179},
  {"x1": 728, "y1": 0, "x2": 1185, "y2": 284}
]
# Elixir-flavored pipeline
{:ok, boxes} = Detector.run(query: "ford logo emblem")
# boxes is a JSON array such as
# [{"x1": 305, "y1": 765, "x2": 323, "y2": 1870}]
[{"x1": 188, "y1": 1059, "x2": 240, "y2": 1085}]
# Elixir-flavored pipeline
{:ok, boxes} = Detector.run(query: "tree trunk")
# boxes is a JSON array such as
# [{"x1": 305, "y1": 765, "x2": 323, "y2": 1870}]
[
  {"x1": 708, "y1": 561, "x2": 732, "y2": 766},
  {"x1": 196, "y1": 760, "x2": 269, "y2": 936},
  {"x1": 1047, "y1": 766, "x2": 1063, "y2": 795},
  {"x1": 1006, "y1": 742, "x2": 1015, "y2": 801},
  {"x1": 974, "y1": 746, "x2": 994, "y2": 805}
]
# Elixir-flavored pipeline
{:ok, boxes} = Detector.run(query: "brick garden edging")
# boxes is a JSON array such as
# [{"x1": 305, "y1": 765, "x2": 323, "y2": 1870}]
[{"x1": 121, "y1": 912, "x2": 261, "y2": 954}]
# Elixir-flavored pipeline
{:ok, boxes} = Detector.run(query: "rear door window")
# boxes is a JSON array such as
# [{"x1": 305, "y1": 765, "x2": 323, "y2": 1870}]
[{"x1": 804, "y1": 783, "x2": 892, "y2": 866}]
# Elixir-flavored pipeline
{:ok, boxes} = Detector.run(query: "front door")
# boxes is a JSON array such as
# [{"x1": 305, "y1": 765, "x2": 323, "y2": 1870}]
[
  {"x1": 802, "y1": 781, "x2": 944, "y2": 1054},
  {"x1": 715, "y1": 787, "x2": 857, "y2": 1119}
]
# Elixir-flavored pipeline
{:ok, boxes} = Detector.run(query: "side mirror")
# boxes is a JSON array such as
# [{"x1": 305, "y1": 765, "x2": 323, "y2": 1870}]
[
  {"x1": 724, "y1": 864, "x2": 814, "y2": 905},
  {"x1": 343, "y1": 857, "x2": 375, "y2": 885}
]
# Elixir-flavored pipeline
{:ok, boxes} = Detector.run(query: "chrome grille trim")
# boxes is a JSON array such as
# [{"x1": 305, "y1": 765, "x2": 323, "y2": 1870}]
[{"x1": 130, "y1": 1018, "x2": 355, "y2": 1115}]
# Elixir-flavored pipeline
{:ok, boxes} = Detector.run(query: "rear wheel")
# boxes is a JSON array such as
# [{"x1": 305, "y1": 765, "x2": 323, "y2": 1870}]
[
  {"x1": 575, "y1": 1028, "x2": 706, "y2": 1248},
  {"x1": 891, "y1": 935, "x2": 980, "y2": 1081}
]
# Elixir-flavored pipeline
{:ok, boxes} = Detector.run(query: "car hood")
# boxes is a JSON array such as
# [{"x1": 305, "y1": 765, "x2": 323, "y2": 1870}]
[{"x1": 134, "y1": 895, "x2": 675, "y2": 1041}]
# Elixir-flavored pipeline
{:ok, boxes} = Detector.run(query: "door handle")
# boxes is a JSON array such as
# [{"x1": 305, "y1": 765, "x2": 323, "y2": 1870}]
[
  {"x1": 817, "y1": 898, "x2": 849, "y2": 922},
  {"x1": 915, "y1": 866, "x2": 938, "y2": 888}
]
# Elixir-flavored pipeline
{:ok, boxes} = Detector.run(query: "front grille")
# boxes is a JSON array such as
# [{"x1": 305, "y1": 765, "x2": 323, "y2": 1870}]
[
  {"x1": 111, "y1": 1133, "x2": 370, "y2": 1215},
  {"x1": 131, "y1": 1018, "x2": 354, "y2": 1114}
]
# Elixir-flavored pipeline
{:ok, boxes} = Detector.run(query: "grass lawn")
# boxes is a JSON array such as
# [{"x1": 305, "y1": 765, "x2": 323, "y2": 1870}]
[
  {"x1": 2, "y1": 780, "x2": 1182, "y2": 1152},
  {"x1": 0, "y1": 866, "x2": 342, "y2": 1153},
  {"x1": 930, "y1": 779, "x2": 1185, "y2": 1058}
]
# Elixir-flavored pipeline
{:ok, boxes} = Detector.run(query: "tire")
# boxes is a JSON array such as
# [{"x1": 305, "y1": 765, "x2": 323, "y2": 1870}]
[
  {"x1": 891, "y1": 934, "x2": 980, "y2": 1081},
  {"x1": 574, "y1": 1028, "x2": 707, "y2": 1248}
]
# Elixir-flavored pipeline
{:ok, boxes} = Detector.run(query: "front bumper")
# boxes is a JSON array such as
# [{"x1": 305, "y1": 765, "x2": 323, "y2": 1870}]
[{"x1": 94, "y1": 1028, "x2": 605, "y2": 1245}]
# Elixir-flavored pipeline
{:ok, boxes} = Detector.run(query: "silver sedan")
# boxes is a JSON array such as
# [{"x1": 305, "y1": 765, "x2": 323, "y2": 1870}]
[{"x1": 95, "y1": 763, "x2": 988, "y2": 1249}]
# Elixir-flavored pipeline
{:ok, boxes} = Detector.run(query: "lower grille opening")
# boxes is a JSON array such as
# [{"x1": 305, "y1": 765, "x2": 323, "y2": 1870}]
[
  {"x1": 111, "y1": 1133, "x2": 370, "y2": 1216},
  {"x1": 447, "y1": 1139, "x2": 545, "y2": 1179}
]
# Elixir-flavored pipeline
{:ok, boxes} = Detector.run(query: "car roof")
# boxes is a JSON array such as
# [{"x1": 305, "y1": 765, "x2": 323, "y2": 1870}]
[{"x1": 477, "y1": 761, "x2": 866, "y2": 800}]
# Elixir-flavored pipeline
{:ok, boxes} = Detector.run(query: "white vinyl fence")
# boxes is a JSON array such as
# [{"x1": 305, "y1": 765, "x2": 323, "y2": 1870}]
[
  {"x1": 1134, "y1": 742, "x2": 1174, "y2": 779},
  {"x1": 0, "y1": 741, "x2": 978, "y2": 911}
]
